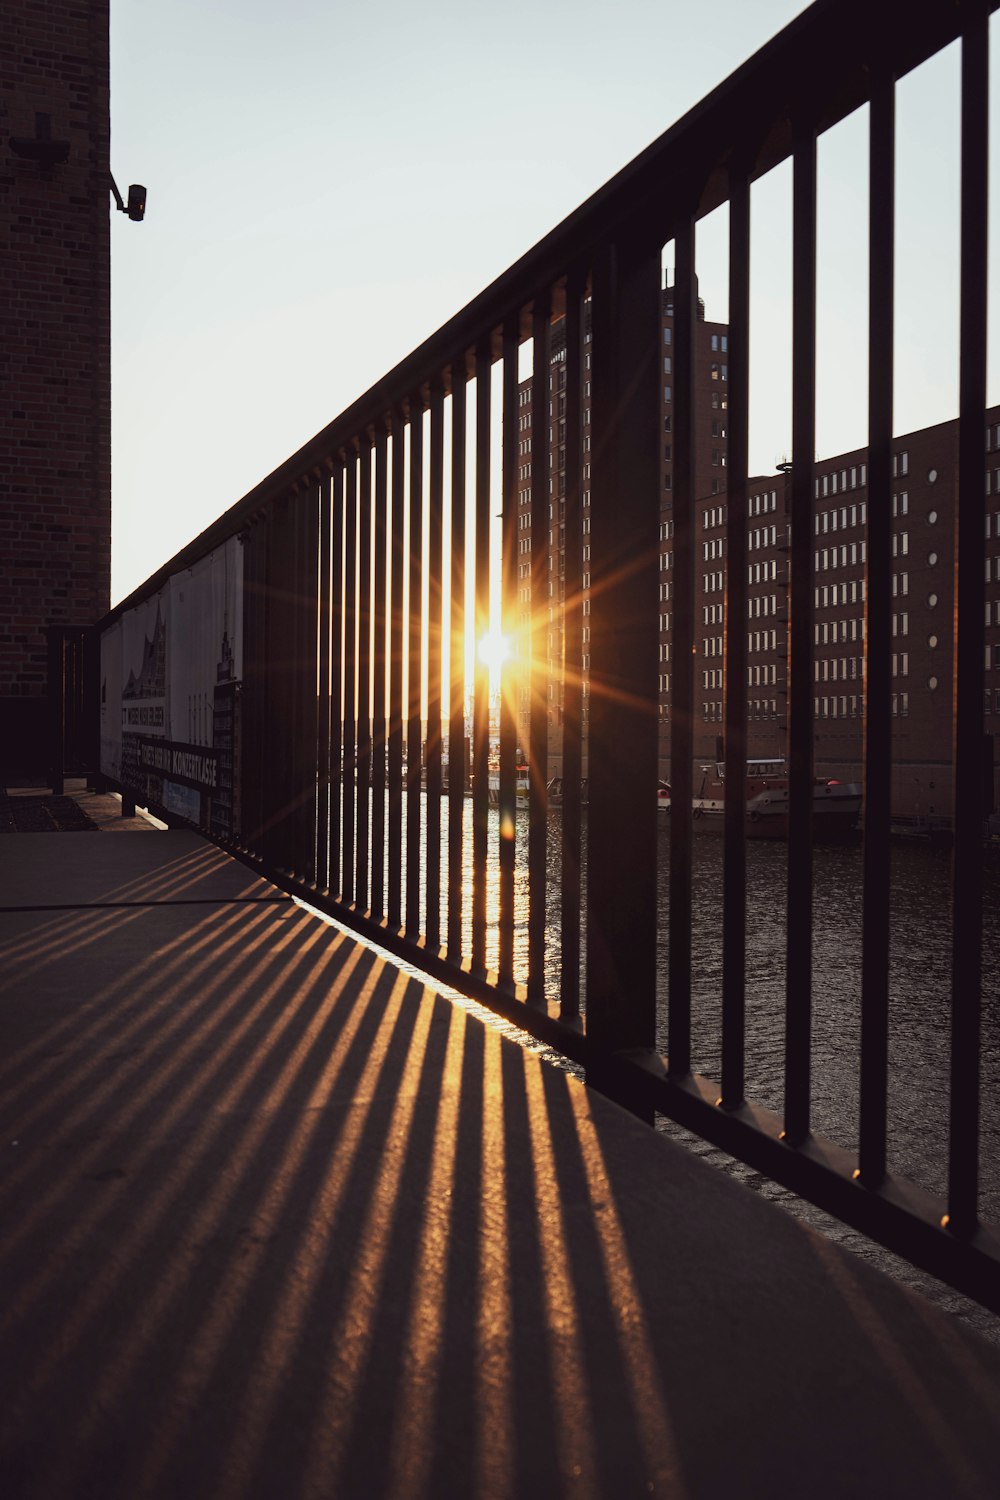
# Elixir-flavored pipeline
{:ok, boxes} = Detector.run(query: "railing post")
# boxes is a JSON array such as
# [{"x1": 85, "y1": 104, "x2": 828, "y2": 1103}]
[
  {"x1": 587, "y1": 224, "x2": 661, "y2": 1114},
  {"x1": 46, "y1": 625, "x2": 66, "y2": 795},
  {"x1": 784, "y1": 106, "x2": 818, "y2": 1147}
]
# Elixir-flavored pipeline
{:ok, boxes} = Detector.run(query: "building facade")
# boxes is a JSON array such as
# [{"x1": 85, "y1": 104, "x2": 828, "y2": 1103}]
[
  {"x1": 1, "y1": 1, "x2": 112, "y2": 773},
  {"x1": 513, "y1": 286, "x2": 999, "y2": 825}
]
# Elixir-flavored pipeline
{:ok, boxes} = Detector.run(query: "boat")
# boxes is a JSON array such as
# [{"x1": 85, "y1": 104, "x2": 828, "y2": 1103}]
[
  {"x1": 546, "y1": 776, "x2": 589, "y2": 808},
  {"x1": 659, "y1": 759, "x2": 862, "y2": 841},
  {"x1": 485, "y1": 761, "x2": 531, "y2": 807}
]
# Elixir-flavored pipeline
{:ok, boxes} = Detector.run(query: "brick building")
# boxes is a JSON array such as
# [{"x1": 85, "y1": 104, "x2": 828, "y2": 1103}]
[
  {"x1": 1, "y1": 1, "x2": 111, "y2": 773},
  {"x1": 515, "y1": 284, "x2": 999, "y2": 826},
  {"x1": 516, "y1": 277, "x2": 727, "y2": 774}
]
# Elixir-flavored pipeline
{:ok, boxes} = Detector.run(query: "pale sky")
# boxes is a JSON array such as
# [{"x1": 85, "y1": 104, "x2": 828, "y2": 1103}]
[{"x1": 109, "y1": 1, "x2": 998, "y2": 605}]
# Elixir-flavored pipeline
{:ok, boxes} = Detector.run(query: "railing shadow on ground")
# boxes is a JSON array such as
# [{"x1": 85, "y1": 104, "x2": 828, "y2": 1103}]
[{"x1": 2, "y1": 877, "x2": 1000, "y2": 1498}]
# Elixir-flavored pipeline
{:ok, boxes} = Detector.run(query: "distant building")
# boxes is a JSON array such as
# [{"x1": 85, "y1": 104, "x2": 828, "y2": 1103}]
[
  {"x1": 514, "y1": 284, "x2": 999, "y2": 825},
  {"x1": 1, "y1": 2, "x2": 111, "y2": 774},
  {"x1": 687, "y1": 413, "x2": 1000, "y2": 823},
  {"x1": 516, "y1": 278, "x2": 727, "y2": 774}
]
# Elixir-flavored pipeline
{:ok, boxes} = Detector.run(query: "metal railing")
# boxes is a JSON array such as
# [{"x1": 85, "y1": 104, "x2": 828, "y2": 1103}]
[{"x1": 95, "y1": 0, "x2": 1000, "y2": 1311}]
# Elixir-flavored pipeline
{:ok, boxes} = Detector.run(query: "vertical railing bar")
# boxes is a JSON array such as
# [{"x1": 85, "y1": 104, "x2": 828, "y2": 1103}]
[
  {"x1": 316, "y1": 473, "x2": 332, "y2": 893},
  {"x1": 669, "y1": 210, "x2": 697, "y2": 1077},
  {"x1": 329, "y1": 465, "x2": 344, "y2": 900},
  {"x1": 858, "y1": 61, "x2": 895, "y2": 1187},
  {"x1": 721, "y1": 164, "x2": 751, "y2": 1110},
  {"x1": 341, "y1": 454, "x2": 358, "y2": 905},
  {"x1": 289, "y1": 488, "x2": 307, "y2": 879},
  {"x1": 472, "y1": 341, "x2": 492, "y2": 972},
  {"x1": 258, "y1": 510, "x2": 273, "y2": 859},
  {"x1": 242, "y1": 513, "x2": 266, "y2": 854},
  {"x1": 587, "y1": 222, "x2": 661, "y2": 1092},
  {"x1": 560, "y1": 270, "x2": 585, "y2": 1022},
  {"x1": 355, "y1": 438, "x2": 373, "y2": 911},
  {"x1": 784, "y1": 111, "x2": 818, "y2": 1145},
  {"x1": 426, "y1": 377, "x2": 445, "y2": 950},
  {"x1": 371, "y1": 423, "x2": 388, "y2": 919},
  {"x1": 448, "y1": 363, "x2": 468, "y2": 962},
  {"x1": 406, "y1": 400, "x2": 424, "y2": 938},
  {"x1": 47, "y1": 627, "x2": 65, "y2": 796},
  {"x1": 946, "y1": 1, "x2": 989, "y2": 1238},
  {"x1": 528, "y1": 290, "x2": 552, "y2": 1010},
  {"x1": 300, "y1": 479, "x2": 320, "y2": 886},
  {"x1": 388, "y1": 417, "x2": 405, "y2": 928},
  {"x1": 499, "y1": 316, "x2": 519, "y2": 986},
  {"x1": 266, "y1": 498, "x2": 294, "y2": 873},
  {"x1": 263, "y1": 503, "x2": 284, "y2": 868}
]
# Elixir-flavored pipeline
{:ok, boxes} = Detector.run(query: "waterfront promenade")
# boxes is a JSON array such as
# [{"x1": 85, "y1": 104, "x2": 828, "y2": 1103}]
[{"x1": 2, "y1": 787, "x2": 1000, "y2": 1498}]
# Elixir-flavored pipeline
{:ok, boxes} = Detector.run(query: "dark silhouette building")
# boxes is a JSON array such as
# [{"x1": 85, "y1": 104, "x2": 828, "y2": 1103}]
[{"x1": 1, "y1": 1, "x2": 111, "y2": 773}]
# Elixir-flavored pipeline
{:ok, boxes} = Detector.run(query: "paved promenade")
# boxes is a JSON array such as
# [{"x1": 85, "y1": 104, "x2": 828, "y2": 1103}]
[{"x1": 2, "y1": 788, "x2": 1000, "y2": 1498}]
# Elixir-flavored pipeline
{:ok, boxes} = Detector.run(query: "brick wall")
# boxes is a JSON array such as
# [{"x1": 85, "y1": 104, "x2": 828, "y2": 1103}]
[{"x1": 0, "y1": 1, "x2": 111, "y2": 772}]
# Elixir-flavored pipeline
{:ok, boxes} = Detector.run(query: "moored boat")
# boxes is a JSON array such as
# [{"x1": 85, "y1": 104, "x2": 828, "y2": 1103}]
[{"x1": 659, "y1": 760, "x2": 862, "y2": 841}]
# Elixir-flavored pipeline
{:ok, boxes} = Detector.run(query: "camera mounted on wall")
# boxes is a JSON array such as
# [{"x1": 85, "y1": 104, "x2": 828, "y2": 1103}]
[{"x1": 110, "y1": 174, "x2": 147, "y2": 223}]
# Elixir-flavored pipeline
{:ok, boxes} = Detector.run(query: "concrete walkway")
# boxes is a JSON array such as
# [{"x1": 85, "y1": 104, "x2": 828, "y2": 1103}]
[{"x1": 1, "y1": 802, "x2": 1000, "y2": 1499}]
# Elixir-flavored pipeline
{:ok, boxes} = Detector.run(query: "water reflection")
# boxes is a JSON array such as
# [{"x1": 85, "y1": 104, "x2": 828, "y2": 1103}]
[{"x1": 363, "y1": 792, "x2": 999, "y2": 1225}]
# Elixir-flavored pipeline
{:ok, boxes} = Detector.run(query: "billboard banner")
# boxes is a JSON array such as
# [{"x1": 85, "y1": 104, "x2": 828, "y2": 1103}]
[{"x1": 99, "y1": 537, "x2": 243, "y2": 836}]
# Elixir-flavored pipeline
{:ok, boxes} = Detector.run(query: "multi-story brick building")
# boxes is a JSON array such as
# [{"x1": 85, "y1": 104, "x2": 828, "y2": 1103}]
[
  {"x1": 690, "y1": 414, "x2": 1000, "y2": 823},
  {"x1": 1, "y1": 1, "x2": 111, "y2": 773},
  {"x1": 514, "y1": 283, "x2": 999, "y2": 825},
  {"x1": 516, "y1": 277, "x2": 727, "y2": 774}
]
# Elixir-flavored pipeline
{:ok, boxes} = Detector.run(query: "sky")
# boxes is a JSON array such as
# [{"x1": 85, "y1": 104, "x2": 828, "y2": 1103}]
[{"x1": 109, "y1": 0, "x2": 999, "y2": 606}]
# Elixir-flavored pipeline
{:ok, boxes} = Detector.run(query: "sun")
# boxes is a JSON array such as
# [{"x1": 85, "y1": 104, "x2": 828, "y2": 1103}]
[{"x1": 477, "y1": 628, "x2": 511, "y2": 676}]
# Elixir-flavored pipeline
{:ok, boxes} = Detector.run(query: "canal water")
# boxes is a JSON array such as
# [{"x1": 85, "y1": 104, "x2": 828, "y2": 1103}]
[{"x1": 382, "y1": 795, "x2": 1000, "y2": 1337}]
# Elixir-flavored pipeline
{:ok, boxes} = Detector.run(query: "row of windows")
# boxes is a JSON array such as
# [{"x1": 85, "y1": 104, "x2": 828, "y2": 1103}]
[
  {"x1": 751, "y1": 525, "x2": 777, "y2": 549},
  {"x1": 817, "y1": 579, "x2": 869, "y2": 607},
  {"x1": 816, "y1": 618, "x2": 866, "y2": 644},
  {"x1": 815, "y1": 657, "x2": 863, "y2": 682},
  {"x1": 815, "y1": 501, "x2": 869, "y2": 532},
  {"x1": 750, "y1": 490, "x2": 778, "y2": 516},
  {"x1": 815, "y1": 541, "x2": 868, "y2": 569},
  {"x1": 700, "y1": 693, "x2": 781, "y2": 720},
  {"x1": 817, "y1": 695, "x2": 863, "y2": 717},
  {"x1": 749, "y1": 593, "x2": 778, "y2": 618},
  {"x1": 704, "y1": 538, "x2": 724, "y2": 561},
  {"x1": 814, "y1": 464, "x2": 867, "y2": 498}
]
